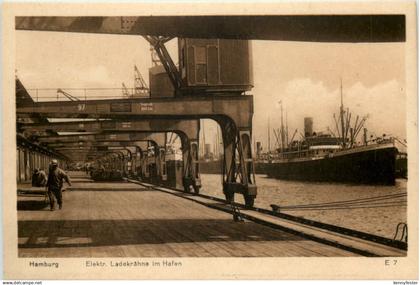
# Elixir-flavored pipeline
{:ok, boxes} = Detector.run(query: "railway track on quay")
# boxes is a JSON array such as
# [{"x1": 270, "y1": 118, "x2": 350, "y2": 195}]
[{"x1": 127, "y1": 178, "x2": 407, "y2": 257}]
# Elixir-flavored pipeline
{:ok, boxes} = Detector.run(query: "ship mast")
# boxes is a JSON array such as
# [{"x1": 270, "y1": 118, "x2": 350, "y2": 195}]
[
  {"x1": 215, "y1": 126, "x2": 221, "y2": 159},
  {"x1": 340, "y1": 79, "x2": 346, "y2": 148},
  {"x1": 286, "y1": 109, "x2": 289, "y2": 147},
  {"x1": 218, "y1": 127, "x2": 221, "y2": 158},
  {"x1": 280, "y1": 100, "x2": 285, "y2": 152},
  {"x1": 201, "y1": 119, "x2": 206, "y2": 158},
  {"x1": 268, "y1": 117, "x2": 271, "y2": 153}
]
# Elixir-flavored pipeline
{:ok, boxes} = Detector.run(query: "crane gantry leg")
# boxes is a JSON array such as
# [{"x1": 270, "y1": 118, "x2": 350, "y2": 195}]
[{"x1": 219, "y1": 118, "x2": 257, "y2": 208}]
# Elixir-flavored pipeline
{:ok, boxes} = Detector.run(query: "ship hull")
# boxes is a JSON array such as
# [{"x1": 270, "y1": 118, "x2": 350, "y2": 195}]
[
  {"x1": 395, "y1": 154, "x2": 408, "y2": 179},
  {"x1": 264, "y1": 144, "x2": 398, "y2": 185},
  {"x1": 255, "y1": 162, "x2": 266, "y2": 174}
]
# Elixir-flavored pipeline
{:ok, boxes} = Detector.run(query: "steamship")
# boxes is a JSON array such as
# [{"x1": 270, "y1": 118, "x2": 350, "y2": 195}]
[
  {"x1": 259, "y1": 91, "x2": 402, "y2": 185},
  {"x1": 262, "y1": 129, "x2": 399, "y2": 185}
]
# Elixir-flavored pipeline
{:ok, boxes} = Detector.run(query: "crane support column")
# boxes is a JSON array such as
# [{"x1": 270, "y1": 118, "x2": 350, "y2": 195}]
[
  {"x1": 218, "y1": 118, "x2": 257, "y2": 208},
  {"x1": 154, "y1": 136, "x2": 168, "y2": 183},
  {"x1": 180, "y1": 133, "x2": 201, "y2": 194}
]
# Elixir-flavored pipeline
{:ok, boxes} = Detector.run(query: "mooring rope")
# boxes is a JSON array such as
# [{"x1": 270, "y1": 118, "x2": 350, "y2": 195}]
[{"x1": 273, "y1": 192, "x2": 407, "y2": 212}]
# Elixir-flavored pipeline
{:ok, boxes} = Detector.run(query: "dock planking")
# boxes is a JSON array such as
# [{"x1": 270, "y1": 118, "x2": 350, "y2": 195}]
[{"x1": 17, "y1": 175, "x2": 360, "y2": 257}]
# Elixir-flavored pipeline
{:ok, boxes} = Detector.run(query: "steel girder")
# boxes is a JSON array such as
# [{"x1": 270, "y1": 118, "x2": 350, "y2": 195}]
[
  {"x1": 20, "y1": 118, "x2": 200, "y2": 140},
  {"x1": 15, "y1": 16, "x2": 405, "y2": 42},
  {"x1": 32, "y1": 123, "x2": 201, "y2": 192},
  {"x1": 16, "y1": 96, "x2": 253, "y2": 129},
  {"x1": 17, "y1": 96, "x2": 253, "y2": 201}
]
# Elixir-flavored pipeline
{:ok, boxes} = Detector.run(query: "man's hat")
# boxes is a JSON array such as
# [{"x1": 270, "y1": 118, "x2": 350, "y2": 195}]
[{"x1": 51, "y1": 159, "x2": 58, "y2": 166}]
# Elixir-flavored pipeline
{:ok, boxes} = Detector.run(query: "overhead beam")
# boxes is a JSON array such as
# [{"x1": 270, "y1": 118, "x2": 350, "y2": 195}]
[
  {"x1": 15, "y1": 15, "x2": 405, "y2": 42},
  {"x1": 46, "y1": 141, "x2": 149, "y2": 148},
  {"x1": 37, "y1": 132, "x2": 167, "y2": 145},
  {"x1": 16, "y1": 133, "x2": 69, "y2": 160},
  {"x1": 21, "y1": 118, "x2": 199, "y2": 140},
  {"x1": 42, "y1": 133, "x2": 166, "y2": 159},
  {"x1": 16, "y1": 96, "x2": 253, "y2": 129},
  {"x1": 54, "y1": 146, "x2": 131, "y2": 151}
]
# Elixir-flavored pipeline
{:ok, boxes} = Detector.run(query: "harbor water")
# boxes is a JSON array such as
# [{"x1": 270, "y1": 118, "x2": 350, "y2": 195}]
[{"x1": 200, "y1": 174, "x2": 407, "y2": 239}]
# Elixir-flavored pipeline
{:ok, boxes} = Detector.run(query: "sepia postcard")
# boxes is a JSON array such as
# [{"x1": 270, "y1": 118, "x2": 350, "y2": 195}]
[{"x1": 2, "y1": 1, "x2": 418, "y2": 281}]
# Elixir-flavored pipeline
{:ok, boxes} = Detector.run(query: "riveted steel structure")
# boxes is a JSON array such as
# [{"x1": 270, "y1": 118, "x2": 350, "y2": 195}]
[
  {"x1": 39, "y1": 136, "x2": 164, "y2": 184},
  {"x1": 15, "y1": 15, "x2": 405, "y2": 207},
  {"x1": 20, "y1": 119, "x2": 201, "y2": 193},
  {"x1": 17, "y1": 96, "x2": 255, "y2": 204}
]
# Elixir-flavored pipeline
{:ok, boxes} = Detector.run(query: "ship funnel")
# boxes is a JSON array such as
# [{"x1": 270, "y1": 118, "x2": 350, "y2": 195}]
[{"x1": 304, "y1": 117, "x2": 313, "y2": 137}]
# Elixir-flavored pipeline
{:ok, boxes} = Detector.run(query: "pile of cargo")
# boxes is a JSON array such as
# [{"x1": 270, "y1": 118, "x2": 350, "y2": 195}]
[{"x1": 90, "y1": 169, "x2": 123, "y2": 181}]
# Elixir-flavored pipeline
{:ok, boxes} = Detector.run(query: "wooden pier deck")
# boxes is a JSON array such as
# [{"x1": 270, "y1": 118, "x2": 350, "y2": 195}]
[{"x1": 17, "y1": 172, "x2": 379, "y2": 257}]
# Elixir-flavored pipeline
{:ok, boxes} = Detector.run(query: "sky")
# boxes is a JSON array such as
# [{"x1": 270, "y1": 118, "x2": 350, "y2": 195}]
[{"x1": 16, "y1": 30, "x2": 406, "y2": 153}]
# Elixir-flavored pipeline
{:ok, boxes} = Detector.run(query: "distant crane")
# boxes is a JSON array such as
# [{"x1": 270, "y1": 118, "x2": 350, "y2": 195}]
[
  {"x1": 121, "y1": 66, "x2": 149, "y2": 98},
  {"x1": 56, "y1": 88, "x2": 80, "y2": 101},
  {"x1": 134, "y1": 65, "x2": 149, "y2": 97},
  {"x1": 121, "y1": 82, "x2": 130, "y2": 97}
]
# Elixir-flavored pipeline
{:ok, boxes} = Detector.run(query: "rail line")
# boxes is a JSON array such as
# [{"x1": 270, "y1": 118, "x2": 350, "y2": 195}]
[{"x1": 126, "y1": 178, "x2": 407, "y2": 257}]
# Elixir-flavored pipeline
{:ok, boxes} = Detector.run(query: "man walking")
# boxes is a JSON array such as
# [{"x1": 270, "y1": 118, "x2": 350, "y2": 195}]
[{"x1": 46, "y1": 159, "x2": 72, "y2": 211}]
